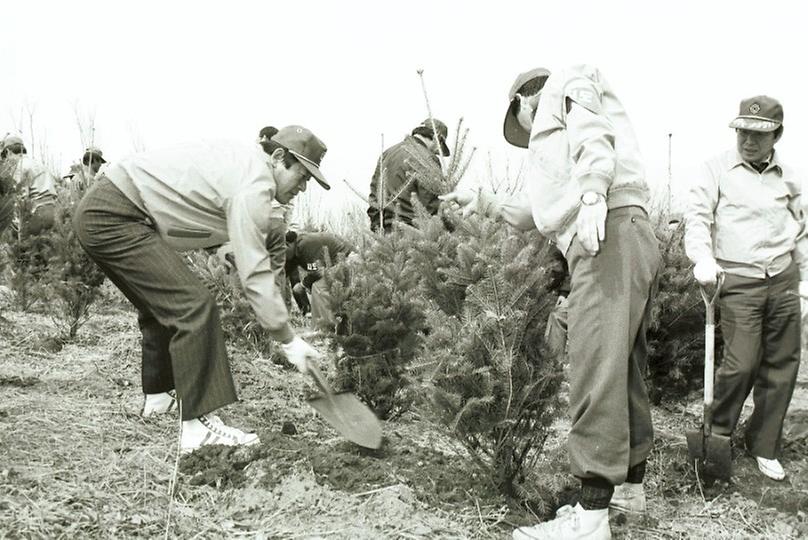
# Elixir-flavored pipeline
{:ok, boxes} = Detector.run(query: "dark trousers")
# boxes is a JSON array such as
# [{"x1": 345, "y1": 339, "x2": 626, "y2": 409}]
[
  {"x1": 714, "y1": 264, "x2": 801, "y2": 458},
  {"x1": 73, "y1": 177, "x2": 237, "y2": 420},
  {"x1": 566, "y1": 207, "x2": 661, "y2": 485},
  {"x1": 291, "y1": 283, "x2": 311, "y2": 314}
]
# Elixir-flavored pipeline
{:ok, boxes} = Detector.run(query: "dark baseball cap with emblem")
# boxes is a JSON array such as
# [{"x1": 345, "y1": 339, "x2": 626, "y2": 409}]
[
  {"x1": 729, "y1": 95, "x2": 783, "y2": 132},
  {"x1": 503, "y1": 67, "x2": 551, "y2": 148},
  {"x1": 271, "y1": 125, "x2": 330, "y2": 190}
]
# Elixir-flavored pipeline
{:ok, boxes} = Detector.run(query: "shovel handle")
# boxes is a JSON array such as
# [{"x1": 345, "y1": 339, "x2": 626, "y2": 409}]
[
  {"x1": 699, "y1": 274, "x2": 723, "y2": 434},
  {"x1": 699, "y1": 273, "x2": 724, "y2": 325}
]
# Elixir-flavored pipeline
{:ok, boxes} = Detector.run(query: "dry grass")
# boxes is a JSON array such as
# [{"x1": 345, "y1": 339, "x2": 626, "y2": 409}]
[
  {"x1": 0, "y1": 308, "x2": 489, "y2": 539},
  {"x1": 1, "y1": 303, "x2": 807, "y2": 539}
]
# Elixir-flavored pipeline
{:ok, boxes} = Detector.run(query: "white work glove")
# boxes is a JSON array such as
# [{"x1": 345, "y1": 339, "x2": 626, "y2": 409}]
[
  {"x1": 576, "y1": 196, "x2": 608, "y2": 256},
  {"x1": 693, "y1": 258, "x2": 724, "y2": 286},
  {"x1": 279, "y1": 336, "x2": 320, "y2": 374},
  {"x1": 798, "y1": 281, "x2": 808, "y2": 299},
  {"x1": 439, "y1": 190, "x2": 479, "y2": 218}
]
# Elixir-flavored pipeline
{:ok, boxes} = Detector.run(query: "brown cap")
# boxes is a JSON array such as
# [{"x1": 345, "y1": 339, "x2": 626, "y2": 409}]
[
  {"x1": 271, "y1": 126, "x2": 329, "y2": 190},
  {"x1": 503, "y1": 67, "x2": 551, "y2": 148},
  {"x1": 729, "y1": 95, "x2": 783, "y2": 132}
]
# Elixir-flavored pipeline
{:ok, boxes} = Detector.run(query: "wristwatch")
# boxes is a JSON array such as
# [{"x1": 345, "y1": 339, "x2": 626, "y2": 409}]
[{"x1": 581, "y1": 191, "x2": 604, "y2": 206}]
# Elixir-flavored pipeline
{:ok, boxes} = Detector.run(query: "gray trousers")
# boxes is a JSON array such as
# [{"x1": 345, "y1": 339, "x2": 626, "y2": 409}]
[
  {"x1": 566, "y1": 206, "x2": 661, "y2": 485},
  {"x1": 73, "y1": 177, "x2": 237, "y2": 420},
  {"x1": 714, "y1": 264, "x2": 801, "y2": 458}
]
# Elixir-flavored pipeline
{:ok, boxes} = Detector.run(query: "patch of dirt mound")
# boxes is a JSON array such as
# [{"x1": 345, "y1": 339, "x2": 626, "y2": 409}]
[
  {"x1": 307, "y1": 437, "x2": 500, "y2": 506},
  {"x1": 180, "y1": 443, "x2": 262, "y2": 488}
]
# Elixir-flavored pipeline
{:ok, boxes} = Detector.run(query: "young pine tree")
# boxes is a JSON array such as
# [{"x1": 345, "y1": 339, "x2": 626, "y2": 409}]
[
  {"x1": 186, "y1": 249, "x2": 275, "y2": 357},
  {"x1": 324, "y1": 229, "x2": 428, "y2": 419},
  {"x1": 415, "y1": 211, "x2": 565, "y2": 498},
  {"x1": 46, "y1": 175, "x2": 106, "y2": 339},
  {"x1": 646, "y1": 218, "x2": 721, "y2": 403},
  {"x1": 6, "y1": 190, "x2": 52, "y2": 311}
]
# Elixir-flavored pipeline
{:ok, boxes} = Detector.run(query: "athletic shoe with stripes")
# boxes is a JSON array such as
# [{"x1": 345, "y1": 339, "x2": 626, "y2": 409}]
[
  {"x1": 180, "y1": 414, "x2": 259, "y2": 454},
  {"x1": 141, "y1": 390, "x2": 178, "y2": 417}
]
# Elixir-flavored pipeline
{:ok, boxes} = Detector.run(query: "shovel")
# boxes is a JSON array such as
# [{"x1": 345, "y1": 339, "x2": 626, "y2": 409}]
[
  {"x1": 306, "y1": 363, "x2": 382, "y2": 449},
  {"x1": 686, "y1": 273, "x2": 732, "y2": 481}
]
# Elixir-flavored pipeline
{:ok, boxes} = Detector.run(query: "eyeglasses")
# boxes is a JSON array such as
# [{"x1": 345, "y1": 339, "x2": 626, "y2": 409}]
[
  {"x1": 6, "y1": 145, "x2": 26, "y2": 155},
  {"x1": 735, "y1": 129, "x2": 771, "y2": 141}
]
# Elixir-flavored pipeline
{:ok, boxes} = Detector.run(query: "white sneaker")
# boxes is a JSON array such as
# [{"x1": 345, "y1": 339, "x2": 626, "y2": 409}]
[
  {"x1": 141, "y1": 390, "x2": 178, "y2": 417},
  {"x1": 609, "y1": 482, "x2": 646, "y2": 514},
  {"x1": 755, "y1": 456, "x2": 785, "y2": 481},
  {"x1": 513, "y1": 503, "x2": 610, "y2": 540},
  {"x1": 180, "y1": 414, "x2": 260, "y2": 454}
]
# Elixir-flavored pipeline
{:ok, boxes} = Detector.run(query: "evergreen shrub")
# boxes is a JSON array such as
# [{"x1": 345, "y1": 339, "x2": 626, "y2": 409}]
[
  {"x1": 646, "y1": 219, "x2": 721, "y2": 403},
  {"x1": 323, "y1": 230, "x2": 427, "y2": 419},
  {"x1": 46, "y1": 176, "x2": 106, "y2": 339},
  {"x1": 414, "y1": 212, "x2": 565, "y2": 497}
]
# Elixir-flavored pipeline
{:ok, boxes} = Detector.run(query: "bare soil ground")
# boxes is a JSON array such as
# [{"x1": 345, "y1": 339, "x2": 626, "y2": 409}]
[{"x1": 1, "y1": 297, "x2": 807, "y2": 539}]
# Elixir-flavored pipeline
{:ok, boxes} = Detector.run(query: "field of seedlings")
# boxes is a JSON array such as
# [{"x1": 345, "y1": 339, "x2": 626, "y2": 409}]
[{"x1": 1, "y1": 247, "x2": 807, "y2": 539}]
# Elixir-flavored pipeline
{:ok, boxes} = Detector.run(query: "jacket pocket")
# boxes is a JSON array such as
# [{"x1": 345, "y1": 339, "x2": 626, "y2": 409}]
[{"x1": 166, "y1": 227, "x2": 212, "y2": 239}]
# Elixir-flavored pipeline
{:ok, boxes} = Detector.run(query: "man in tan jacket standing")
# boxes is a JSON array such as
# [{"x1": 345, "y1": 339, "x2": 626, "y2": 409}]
[
  {"x1": 685, "y1": 96, "x2": 806, "y2": 481},
  {"x1": 74, "y1": 126, "x2": 328, "y2": 454}
]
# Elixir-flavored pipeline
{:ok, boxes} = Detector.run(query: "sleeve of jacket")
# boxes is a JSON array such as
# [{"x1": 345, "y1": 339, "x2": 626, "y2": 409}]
[
  {"x1": 786, "y1": 178, "x2": 808, "y2": 279},
  {"x1": 227, "y1": 187, "x2": 293, "y2": 343},
  {"x1": 476, "y1": 190, "x2": 537, "y2": 231},
  {"x1": 368, "y1": 157, "x2": 381, "y2": 214},
  {"x1": 564, "y1": 75, "x2": 617, "y2": 196},
  {"x1": 684, "y1": 161, "x2": 719, "y2": 265},
  {"x1": 416, "y1": 181, "x2": 441, "y2": 215}
]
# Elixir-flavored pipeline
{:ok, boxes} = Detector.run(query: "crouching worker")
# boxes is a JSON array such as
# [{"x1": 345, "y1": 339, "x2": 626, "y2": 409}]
[
  {"x1": 284, "y1": 230, "x2": 353, "y2": 329},
  {"x1": 73, "y1": 126, "x2": 329, "y2": 454}
]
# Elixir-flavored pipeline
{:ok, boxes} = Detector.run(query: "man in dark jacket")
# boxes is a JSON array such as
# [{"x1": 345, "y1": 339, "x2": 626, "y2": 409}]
[
  {"x1": 285, "y1": 230, "x2": 352, "y2": 323},
  {"x1": 367, "y1": 118, "x2": 450, "y2": 232}
]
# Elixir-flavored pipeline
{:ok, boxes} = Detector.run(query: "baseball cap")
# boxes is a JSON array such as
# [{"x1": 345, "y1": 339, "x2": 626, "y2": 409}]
[
  {"x1": 2, "y1": 134, "x2": 25, "y2": 153},
  {"x1": 83, "y1": 146, "x2": 106, "y2": 163},
  {"x1": 412, "y1": 118, "x2": 450, "y2": 156},
  {"x1": 258, "y1": 126, "x2": 278, "y2": 141},
  {"x1": 729, "y1": 95, "x2": 783, "y2": 132},
  {"x1": 271, "y1": 126, "x2": 330, "y2": 190},
  {"x1": 503, "y1": 67, "x2": 551, "y2": 148}
]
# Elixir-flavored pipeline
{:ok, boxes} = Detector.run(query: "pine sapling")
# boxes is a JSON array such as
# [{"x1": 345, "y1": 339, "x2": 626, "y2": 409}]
[{"x1": 46, "y1": 175, "x2": 106, "y2": 339}]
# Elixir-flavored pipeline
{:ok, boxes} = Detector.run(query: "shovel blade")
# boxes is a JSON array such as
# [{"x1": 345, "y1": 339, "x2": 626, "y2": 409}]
[
  {"x1": 308, "y1": 392, "x2": 382, "y2": 449},
  {"x1": 702, "y1": 433, "x2": 732, "y2": 480},
  {"x1": 685, "y1": 429, "x2": 732, "y2": 481},
  {"x1": 686, "y1": 429, "x2": 704, "y2": 461}
]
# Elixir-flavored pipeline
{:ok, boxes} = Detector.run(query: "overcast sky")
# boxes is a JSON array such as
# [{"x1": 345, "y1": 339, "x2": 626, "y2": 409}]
[{"x1": 3, "y1": 0, "x2": 807, "y2": 220}]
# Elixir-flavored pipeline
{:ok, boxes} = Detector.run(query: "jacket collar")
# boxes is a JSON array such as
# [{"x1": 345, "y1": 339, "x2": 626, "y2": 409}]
[{"x1": 730, "y1": 150, "x2": 782, "y2": 175}]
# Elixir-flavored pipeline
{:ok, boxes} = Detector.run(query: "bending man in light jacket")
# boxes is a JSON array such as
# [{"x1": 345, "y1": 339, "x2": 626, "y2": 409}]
[
  {"x1": 685, "y1": 95, "x2": 806, "y2": 482},
  {"x1": 73, "y1": 126, "x2": 328, "y2": 454},
  {"x1": 442, "y1": 65, "x2": 660, "y2": 540}
]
